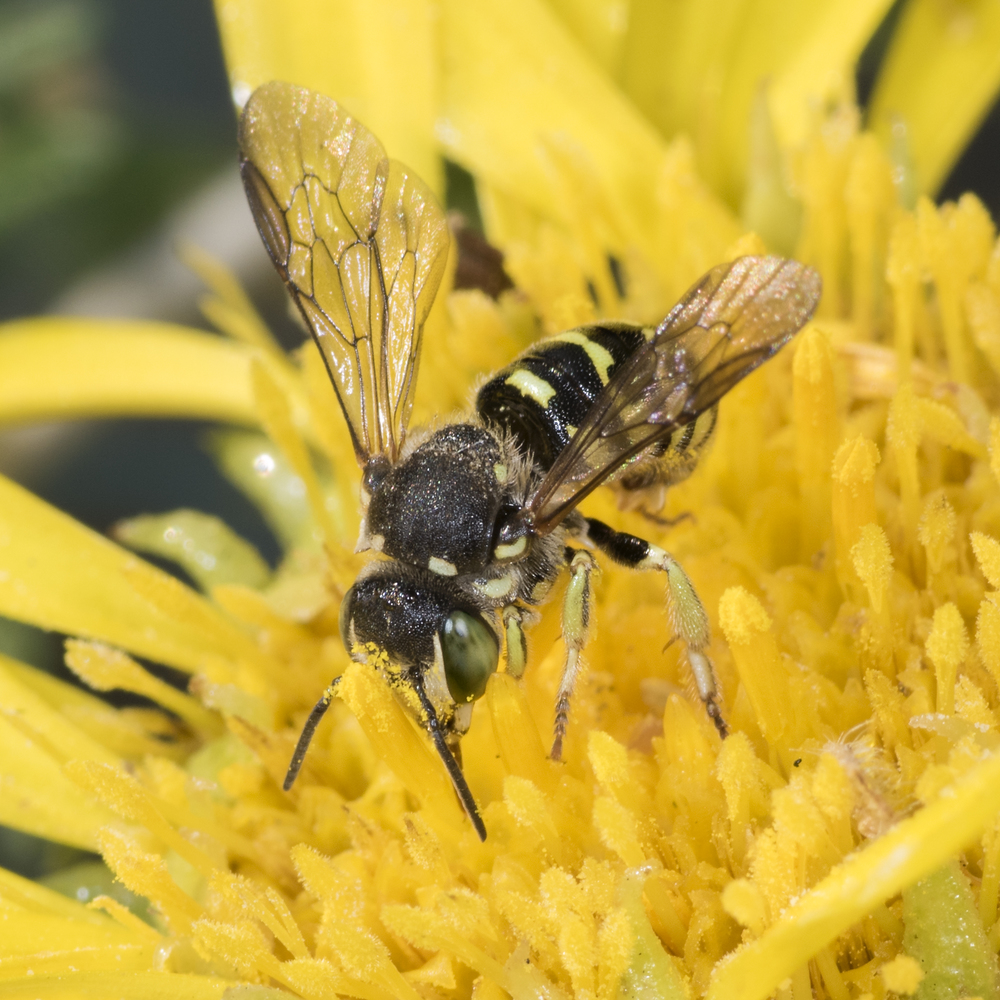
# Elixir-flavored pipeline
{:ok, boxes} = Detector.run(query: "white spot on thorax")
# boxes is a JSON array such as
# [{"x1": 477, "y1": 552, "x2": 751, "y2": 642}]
[
  {"x1": 428, "y1": 556, "x2": 458, "y2": 576},
  {"x1": 474, "y1": 575, "x2": 514, "y2": 599},
  {"x1": 494, "y1": 536, "x2": 527, "y2": 560}
]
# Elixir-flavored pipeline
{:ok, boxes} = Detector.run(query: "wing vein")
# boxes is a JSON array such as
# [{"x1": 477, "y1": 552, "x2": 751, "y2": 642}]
[
  {"x1": 239, "y1": 81, "x2": 450, "y2": 467},
  {"x1": 523, "y1": 256, "x2": 821, "y2": 534}
]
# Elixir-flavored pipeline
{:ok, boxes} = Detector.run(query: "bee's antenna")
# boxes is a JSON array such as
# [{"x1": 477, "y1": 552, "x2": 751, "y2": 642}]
[
  {"x1": 284, "y1": 678, "x2": 341, "y2": 791},
  {"x1": 411, "y1": 672, "x2": 487, "y2": 841}
]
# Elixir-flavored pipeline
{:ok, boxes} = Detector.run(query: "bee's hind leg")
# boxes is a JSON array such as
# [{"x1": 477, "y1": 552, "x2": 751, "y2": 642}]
[
  {"x1": 584, "y1": 517, "x2": 728, "y2": 739},
  {"x1": 551, "y1": 547, "x2": 599, "y2": 761}
]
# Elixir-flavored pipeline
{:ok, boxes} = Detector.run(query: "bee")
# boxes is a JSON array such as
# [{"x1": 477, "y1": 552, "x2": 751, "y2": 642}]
[{"x1": 239, "y1": 81, "x2": 821, "y2": 840}]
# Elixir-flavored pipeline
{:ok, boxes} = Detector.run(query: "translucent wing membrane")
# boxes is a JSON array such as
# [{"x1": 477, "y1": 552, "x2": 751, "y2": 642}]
[
  {"x1": 239, "y1": 81, "x2": 450, "y2": 464},
  {"x1": 525, "y1": 256, "x2": 822, "y2": 533}
]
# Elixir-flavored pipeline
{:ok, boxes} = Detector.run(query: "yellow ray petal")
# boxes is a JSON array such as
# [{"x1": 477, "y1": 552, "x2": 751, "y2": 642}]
[
  {"x1": 546, "y1": 0, "x2": 629, "y2": 78},
  {"x1": 64, "y1": 641, "x2": 223, "y2": 737},
  {"x1": 0, "y1": 652, "x2": 120, "y2": 767},
  {"x1": 438, "y1": 0, "x2": 666, "y2": 254},
  {"x1": 337, "y1": 660, "x2": 467, "y2": 838},
  {"x1": 213, "y1": 0, "x2": 680, "y2": 256},
  {"x1": 2, "y1": 658, "x2": 190, "y2": 761},
  {"x1": 0, "y1": 865, "x2": 110, "y2": 924},
  {"x1": 0, "y1": 657, "x2": 118, "y2": 847},
  {"x1": 0, "y1": 319, "x2": 257, "y2": 427},
  {"x1": 0, "y1": 971, "x2": 233, "y2": 998},
  {"x1": 706, "y1": 749, "x2": 1000, "y2": 1000},
  {"x1": 213, "y1": 0, "x2": 440, "y2": 194},
  {"x1": 622, "y1": 0, "x2": 893, "y2": 204},
  {"x1": 868, "y1": 0, "x2": 1000, "y2": 195},
  {"x1": 0, "y1": 719, "x2": 115, "y2": 849},
  {"x1": 0, "y1": 474, "x2": 255, "y2": 678},
  {"x1": 0, "y1": 914, "x2": 157, "y2": 978},
  {"x1": 769, "y1": 0, "x2": 896, "y2": 150}
]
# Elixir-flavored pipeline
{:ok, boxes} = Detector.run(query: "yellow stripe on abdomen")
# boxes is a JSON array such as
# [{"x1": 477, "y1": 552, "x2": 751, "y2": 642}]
[
  {"x1": 505, "y1": 369, "x2": 557, "y2": 408},
  {"x1": 552, "y1": 330, "x2": 615, "y2": 385}
]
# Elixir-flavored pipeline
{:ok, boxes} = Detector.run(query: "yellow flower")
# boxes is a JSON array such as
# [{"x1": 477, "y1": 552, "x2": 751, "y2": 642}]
[{"x1": 3, "y1": 2, "x2": 1000, "y2": 999}]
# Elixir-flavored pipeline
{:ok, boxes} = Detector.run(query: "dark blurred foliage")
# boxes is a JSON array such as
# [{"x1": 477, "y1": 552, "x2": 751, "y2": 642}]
[{"x1": 0, "y1": 0, "x2": 233, "y2": 322}]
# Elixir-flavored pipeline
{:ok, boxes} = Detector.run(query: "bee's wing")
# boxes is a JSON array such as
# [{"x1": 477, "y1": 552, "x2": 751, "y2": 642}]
[
  {"x1": 238, "y1": 81, "x2": 450, "y2": 465},
  {"x1": 524, "y1": 256, "x2": 822, "y2": 534}
]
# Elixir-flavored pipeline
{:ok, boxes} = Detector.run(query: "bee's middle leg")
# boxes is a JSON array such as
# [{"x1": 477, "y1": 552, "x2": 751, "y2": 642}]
[
  {"x1": 551, "y1": 546, "x2": 599, "y2": 761},
  {"x1": 584, "y1": 517, "x2": 727, "y2": 738}
]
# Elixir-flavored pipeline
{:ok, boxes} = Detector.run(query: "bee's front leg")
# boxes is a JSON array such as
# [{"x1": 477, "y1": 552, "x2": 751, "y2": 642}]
[
  {"x1": 551, "y1": 547, "x2": 599, "y2": 761},
  {"x1": 584, "y1": 517, "x2": 728, "y2": 738},
  {"x1": 502, "y1": 605, "x2": 529, "y2": 679}
]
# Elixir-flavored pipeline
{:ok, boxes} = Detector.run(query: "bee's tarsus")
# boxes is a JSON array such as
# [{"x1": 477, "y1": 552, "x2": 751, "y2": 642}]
[
  {"x1": 706, "y1": 693, "x2": 729, "y2": 739},
  {"x1": 551, "y1": 703, "x2": 568, "y2": 762}
]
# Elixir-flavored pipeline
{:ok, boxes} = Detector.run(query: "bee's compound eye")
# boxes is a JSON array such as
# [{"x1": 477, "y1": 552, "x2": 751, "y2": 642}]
[
  {"x1": 440, "y1": 611, "x2": 499, "y2": 704},
  {"x1": 338, "y1": 585, "x2": 356, "y2": 652}
]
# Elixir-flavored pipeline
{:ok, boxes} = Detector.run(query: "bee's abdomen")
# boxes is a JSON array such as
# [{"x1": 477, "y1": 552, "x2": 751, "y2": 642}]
[{"x1": 476, "y1": 322, "x2": 650, "y2": 470}]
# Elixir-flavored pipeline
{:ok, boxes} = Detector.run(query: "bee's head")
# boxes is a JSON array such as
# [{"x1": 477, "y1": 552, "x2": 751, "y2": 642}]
[
  {"x1": 339, "y1": 564, "x2": 498, "y2": 840},
  {"x1": 340, "y1": 565, "x2": 501, "y2": 714},
  {"x1": 362, "y1": 424, "x2": 510, "y2": 577}
]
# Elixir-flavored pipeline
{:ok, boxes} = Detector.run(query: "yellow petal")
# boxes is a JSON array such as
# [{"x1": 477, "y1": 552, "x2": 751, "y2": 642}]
[
  {"x1": 0, "y1": 913, "x2": 157, "y2": 978},
  {"x1": 0, "y1": 652, "x2": 120, "y2": 767},
  {"x1": 769, "y1": 0, "x2": 896, "y2": 150},
  {"x1": 706, "y1": 749, "x2": 1000, "y2": 1000},
  {"x1": 215, "y1": 0, "x2": 677, "y2": 254},
  {"x1": 337, "y1": 660, "x2": 468, "y2": 838},
  {"x1": 179, "y1": 243, "x2": 285, "y2": 358},
  {"x1": 0, "y1": 972, "x2": 234, "y2": 998},
  {"x1": 0, "y1": 319, "x2": 256, "y2": 426},
  {"x1": 0, "y1": 474, "x2": 254, "y2": 677},
  {"x1": 64, "y1": 641, "x2": 223, "y2": 737},
  {"x1": 868, "y1": 0, "x2": 1000, "y2": 194},
  {"x1": 213, "y1": 0, "x2": 440, "y2": 194},
  {"x1": 622, "y1": 0, "x2": 893, "y2": 203},
  {"x1": 0, "y1": 671, "x2": 118, "y2": 848},
  {"x1": 113, "y1": 509, "x2": 271, "y2": 592},
  {"x1": 439, "y1": 0, "x2": 666, "y2": 253},
  {"x1": 2, "y1": 657, "x2": 187, "y2": 761},
  {"x1": 0, "y1": 860, "x2": 112, "y2": 924},
  {"x1": 547, "y1": 0, "x2": 629, "y2": 77}
]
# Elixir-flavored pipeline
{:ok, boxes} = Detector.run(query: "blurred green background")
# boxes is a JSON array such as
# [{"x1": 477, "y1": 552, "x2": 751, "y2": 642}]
[
  {"x1": 0, "y1": 0, "x2": 233, "y2": 319},
  {"x1": 0, "y1": 0, "x2": 999, "y2": 884}
]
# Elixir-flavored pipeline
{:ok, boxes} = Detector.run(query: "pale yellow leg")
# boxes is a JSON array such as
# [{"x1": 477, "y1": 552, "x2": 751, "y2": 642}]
[
  {"x1": 639, "y1": 543, "x2": 726, "y2": 736},
  {"x1": 502, "y1": 605, "x2": 529, "y2": 679},
  {"x1": 552, "y1": 549, "x2": 599, "y2": 761}
]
